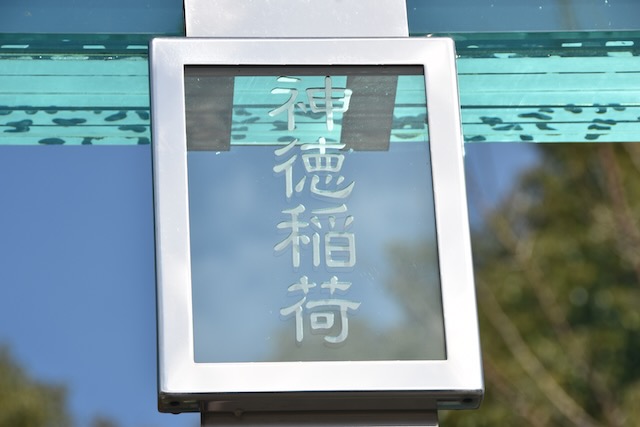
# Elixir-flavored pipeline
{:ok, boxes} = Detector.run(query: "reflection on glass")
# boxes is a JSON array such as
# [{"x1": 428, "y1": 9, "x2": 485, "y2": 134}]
[{"x1": 185, "y1": 66, "x2": 445, "y2": 362}]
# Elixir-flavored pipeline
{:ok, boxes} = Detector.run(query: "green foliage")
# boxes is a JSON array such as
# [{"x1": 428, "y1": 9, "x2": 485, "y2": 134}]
[
  {"x1": 447, "y1": 143, "x2": 640, "y2": 426},
  {"x1": 90, "y1": 415, "x2": 120, "y2": 427},
  {"x1": 0, "y1": 346, "x2": 72, "y2": 427}
]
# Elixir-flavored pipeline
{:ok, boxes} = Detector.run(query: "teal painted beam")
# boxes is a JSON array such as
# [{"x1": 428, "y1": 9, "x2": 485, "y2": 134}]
[
  {"x1": 0, "y1": 32, "x2": 639, "y2": 145},
  {"x1": 0, "y1": 52, "x2": 150, "y2": 145}
]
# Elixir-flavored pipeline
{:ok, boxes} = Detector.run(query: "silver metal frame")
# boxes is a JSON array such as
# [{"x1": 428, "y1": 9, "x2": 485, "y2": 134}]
[{"x1": 150, "y1": 37, "x2": 483, "y2": 414}]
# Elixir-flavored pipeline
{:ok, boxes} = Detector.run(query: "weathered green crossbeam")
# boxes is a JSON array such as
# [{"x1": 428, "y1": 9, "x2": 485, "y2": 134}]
[
  {"x1": 0, "y1": 33, "x2": 638, "y2": 145},
  {"x1": 458, "y1": 55, "x2": 640, "y2": 142},
  {"x1": 0, "y1": 52, "x2": 150, "y2": 145}
]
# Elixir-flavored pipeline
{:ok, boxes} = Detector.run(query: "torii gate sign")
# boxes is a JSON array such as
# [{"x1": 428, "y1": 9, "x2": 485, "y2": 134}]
[
  {"x1": 150, "y1": 37, "x2": 483, "y2": 424},
  {"x1": 152, "y1": 3, "x2": 483, "y2": 424}
]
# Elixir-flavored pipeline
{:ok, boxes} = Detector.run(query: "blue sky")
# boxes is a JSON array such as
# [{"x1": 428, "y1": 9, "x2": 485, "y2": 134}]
[{"x1": 0, "y1": 145, "x2": 198, "y2": 427}]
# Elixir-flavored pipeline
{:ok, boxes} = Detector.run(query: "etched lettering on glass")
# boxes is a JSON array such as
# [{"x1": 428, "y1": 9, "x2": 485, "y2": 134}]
[
  {"x1": 302, "y1": 137, "x2": 354, "y2": 200},
  {"x1": 273, "y1": 139, "x2": 302, "y2": 199},
  {"x1": 268, "y1": 76, "x2": 307, "y2": 131},
  {"x1": 309, "y1": 206, "x2": 356, "y2": 268},
  {"x1": 306, "y1": 76, "x2": 353, "y2": 131},
  {"x1": 279, "y1": 276, "x2": 315, "y2": 343},
  {"x1": 271, "y1": 75, "x2": 360, "y2": 345},
  {"x1": 274, "y1": 204, "x2": 310, "y2": 269},
  {"x1": 268, "y1": 76, "x2": 352, "y2": 131},
  {"x1": 280, "y1": 276, "x2": 361, "y2": 344}
]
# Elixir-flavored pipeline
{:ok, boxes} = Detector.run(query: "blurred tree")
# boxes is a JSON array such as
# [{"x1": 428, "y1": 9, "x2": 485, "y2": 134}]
[
  {"x1": 91, "y1": 415, "x2": 120, "y2": 427},
  {"x1": 268, "y1": 143, "x2": 640, "y2": 426},
  {"x1": 446, "y1": 143, "x2": 640, "y2": 426},
  {"x1": 0, "y1": 346, "x2": 72, "y2": 427}
]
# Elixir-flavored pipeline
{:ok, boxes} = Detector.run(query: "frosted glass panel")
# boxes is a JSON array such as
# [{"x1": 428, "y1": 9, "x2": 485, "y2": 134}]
[{"x1": 184, "y1": 66, "x2": 446, "y2": 363}]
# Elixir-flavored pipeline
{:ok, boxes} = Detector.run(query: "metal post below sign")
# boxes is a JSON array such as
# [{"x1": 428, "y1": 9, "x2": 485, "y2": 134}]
[{"x1": 202, "y1": 411, "x2": 440, "y2": 427}]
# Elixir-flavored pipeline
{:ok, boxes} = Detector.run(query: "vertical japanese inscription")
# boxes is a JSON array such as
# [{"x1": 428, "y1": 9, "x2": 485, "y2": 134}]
[
  {"x1": 271, "y1": 76, "x2": 360, "y2": 345},
  {"x1": 186, "y1": 65, "x2": 445, "y2": 362}
]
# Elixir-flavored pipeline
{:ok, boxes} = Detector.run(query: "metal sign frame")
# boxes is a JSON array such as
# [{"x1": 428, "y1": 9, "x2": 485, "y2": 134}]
[{"x1": 150, "y1": 37, "x2": 483, "y2": 415}]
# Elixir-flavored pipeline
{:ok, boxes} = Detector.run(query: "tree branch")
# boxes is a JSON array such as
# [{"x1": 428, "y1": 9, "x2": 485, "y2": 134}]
[{"x1": 477, "y1": 278, "x2": 603, "y2": 427}]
